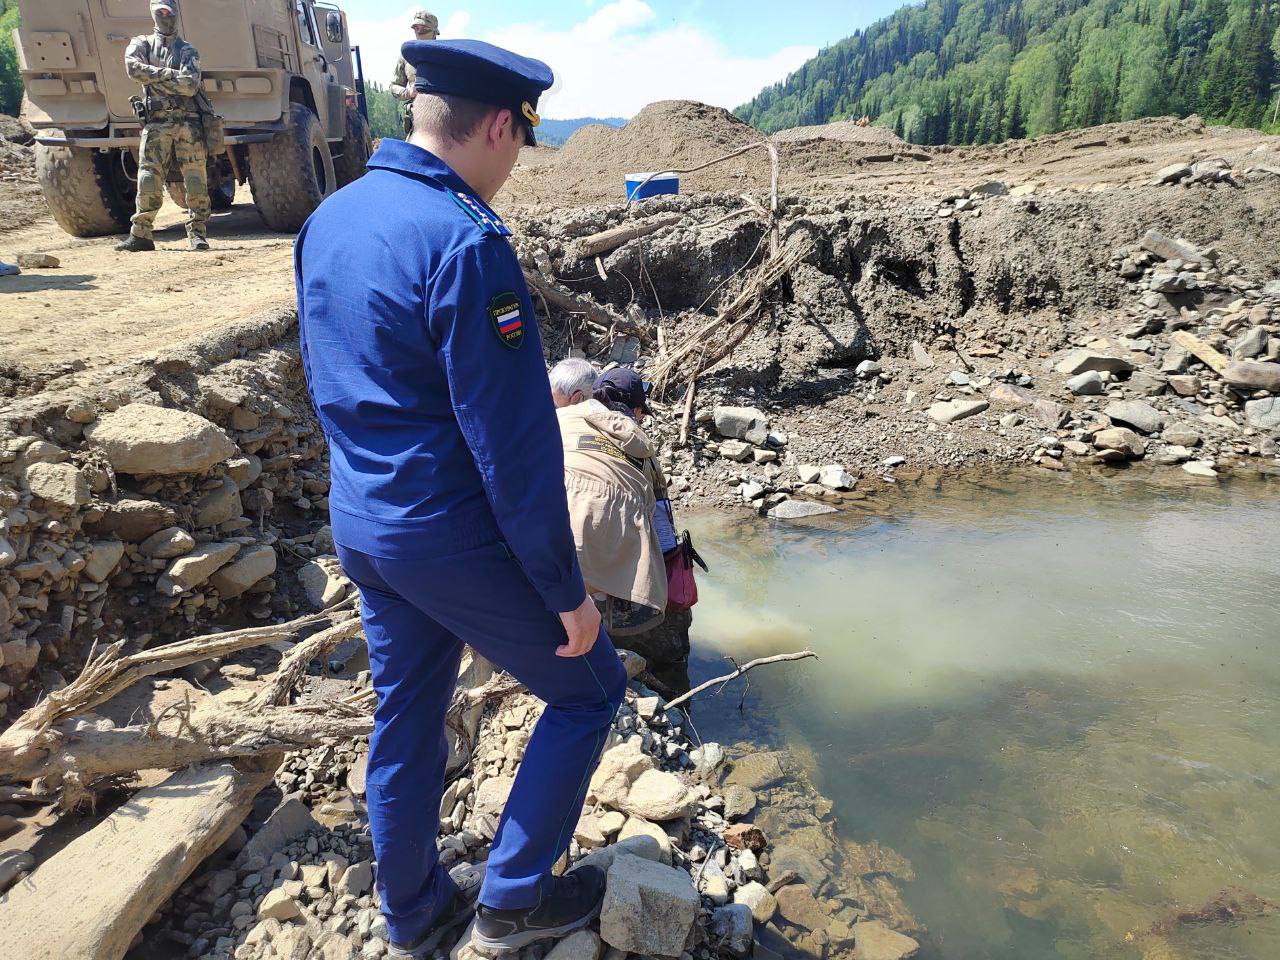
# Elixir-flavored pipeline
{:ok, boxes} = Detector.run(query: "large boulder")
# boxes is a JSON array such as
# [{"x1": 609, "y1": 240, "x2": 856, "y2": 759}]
[
  {"x1": 208, "y1": 545, "x2": 277, "y2": 599},
  {"x1": 713, "y1": 406, "x2": 769, "y2": 445},
  {"x1": 1245, "y1": 398, "x2": 1280, "y2": 431},
  {"x1": 84, "y1": 498, "x2": 176, "y2": 541},
  {"x1": 22, "y1": 462, "x2": 89, "y2": 509},
  {"x1": 623, "y1": 769, "x2": 695, "y2": 821},
  {"x1": 158, "y1": 542, "x2": 241, "y2": 596},
  {"x1": 599, "y1": 854, "x2": 700, "y2": 957},
  {"x1": 1055, "y1": 350, "x2": 1135, "y2": 376},
  {"x1": 85, "y1": 404, "x2": 237, "y2": 475},
  {"x1": 710, "y1": 904, "x2": 754, "y2": 958},
  {"x1": 1093, "y1": 427, "x2": 1146, "y2": 458},
  {"x1": 853, "y1": 920, "x2": 920, "y2": 960},
  {"x1": 1104, "y1": 400, "x2": 1165, "y2": 435},
  {"x1": 1223, "y1": 360, "x2": 1280, "y2": 393}
]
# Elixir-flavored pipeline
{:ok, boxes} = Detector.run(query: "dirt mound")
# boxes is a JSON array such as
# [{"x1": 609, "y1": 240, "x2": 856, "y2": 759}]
[
  {"x1": 0, "y1": 113, "x2": 36, "y2": 182},
  {"x1": 772, "y1": 119, "x2": 908, "y2": 149}
]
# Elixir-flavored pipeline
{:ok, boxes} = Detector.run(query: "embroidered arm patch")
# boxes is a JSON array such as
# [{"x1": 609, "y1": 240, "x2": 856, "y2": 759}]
[{"x1": 489, "y1": 292, "x2": 525, "y2": 349}]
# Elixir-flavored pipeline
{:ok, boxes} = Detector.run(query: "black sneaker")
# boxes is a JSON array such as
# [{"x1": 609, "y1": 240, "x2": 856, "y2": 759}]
[
  {"x1": 388, "y1": 861, "x2": 487, "y2": 959},
  {"x1": 115, "y1": 234, "x2": 155, "y2": 253},
  {"x1": 471, "y1": 866, "x2": 606, "y2": 954}
]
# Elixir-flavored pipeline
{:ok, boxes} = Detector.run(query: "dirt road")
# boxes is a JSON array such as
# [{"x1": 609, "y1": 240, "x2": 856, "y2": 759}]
[{"x1": 0, "y1": 184, "x2": 295, "y2": 381}]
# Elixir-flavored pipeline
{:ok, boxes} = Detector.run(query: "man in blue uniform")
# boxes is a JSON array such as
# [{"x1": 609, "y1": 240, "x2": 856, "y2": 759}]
[{"x1": 295, "y1": 39, "x2": 627, "y2": 958}]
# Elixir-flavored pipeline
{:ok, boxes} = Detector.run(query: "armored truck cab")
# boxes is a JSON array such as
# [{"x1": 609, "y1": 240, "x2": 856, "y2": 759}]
[{"x1": 15, "y1": 0, "x2": 372, "y2": 235}]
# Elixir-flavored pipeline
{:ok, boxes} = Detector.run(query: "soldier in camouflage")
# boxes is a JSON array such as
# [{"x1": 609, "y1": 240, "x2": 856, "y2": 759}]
[
  {"x1": 389, "y1": 11, "x2": 439, "y2": 135},
  {"x1": 116, "y1": 0, "x2": 211, "y2": 252}
]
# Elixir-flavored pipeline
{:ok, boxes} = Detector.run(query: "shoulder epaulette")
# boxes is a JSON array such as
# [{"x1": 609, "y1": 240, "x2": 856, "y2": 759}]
[{"x1": 449, "y1": 191, "x2": 512, "y2": 238}]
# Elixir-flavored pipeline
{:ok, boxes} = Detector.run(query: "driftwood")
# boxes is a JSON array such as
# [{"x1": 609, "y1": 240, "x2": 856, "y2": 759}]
[
  {"x1": 0, "y1": 606, "x2": 358, "y2": 778},
  {"x1": 1171, "y1": 330, "x2": 1231, "y2": 377},
  {"x1": 664, "y1": 650, "x2": 818, "y2": 711},
  {"x1": 0, "y1": 759, "x2": 278, "y2": 960},
  {"x1": 576, "y1": 214, "x2": 683, "y2": 258},
  {"x1": 649, "y1": 236, "x2": 812, "y2": 396}
]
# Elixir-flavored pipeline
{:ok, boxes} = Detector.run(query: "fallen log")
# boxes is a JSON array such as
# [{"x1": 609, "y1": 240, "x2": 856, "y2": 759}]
[
  {"x1": 575, "y1": 214, "x2": 682, "y2": 258},
  {"x1": 0, "y1": 759, "x2": 278, "y2": 960}
]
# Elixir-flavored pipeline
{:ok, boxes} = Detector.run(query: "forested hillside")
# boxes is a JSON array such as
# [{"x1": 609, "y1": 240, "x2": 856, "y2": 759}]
[
  {"x1": 1, "y1": 0, "x2": 21, "y2": 116},
  {"x1": 738, "y1": 0, "x2": 1280, "y2": 144}
]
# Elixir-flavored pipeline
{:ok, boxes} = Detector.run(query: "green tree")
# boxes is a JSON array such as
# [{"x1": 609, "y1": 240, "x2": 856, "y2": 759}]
[
  {"x1": 365, "y1": 82, "x2": 404, "y2": 142},
  {"x1": 0, "y1": 3, "x2": 21, "y2": 117}
]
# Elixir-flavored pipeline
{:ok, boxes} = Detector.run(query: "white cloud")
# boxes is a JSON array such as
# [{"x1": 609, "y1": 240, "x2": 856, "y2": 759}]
[{"x1": 348, "y1": 1, "x2": 815, "y2": 119}]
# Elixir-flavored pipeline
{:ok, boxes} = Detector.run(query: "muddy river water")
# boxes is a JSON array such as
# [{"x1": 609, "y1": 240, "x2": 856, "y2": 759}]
[{"x1": 684, "y1": 475, "x2": 1280, "y2": 960}]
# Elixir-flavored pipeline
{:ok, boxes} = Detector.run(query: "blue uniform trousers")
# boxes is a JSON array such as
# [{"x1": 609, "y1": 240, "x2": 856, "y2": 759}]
[{"x1": 336, "y1": 539, "x2": 627, "y2": 947}]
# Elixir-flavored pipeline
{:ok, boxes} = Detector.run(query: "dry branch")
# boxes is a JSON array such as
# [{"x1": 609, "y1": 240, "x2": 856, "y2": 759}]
[
  {"x1": 0, "y1": 606, "x2": 358, "y2": 775},
  {"x1": 576, "y1": 214, "x2": 683, "y2": 258},
  {"x1": 649, "y1": 236, "x2": 812, "y2": 396},
  {"x1": 251, "y1": 617, "x2": 364, "y2": 709},
  {"x1": 664, "y1": 650, "x2": 818, "y2": 712}
]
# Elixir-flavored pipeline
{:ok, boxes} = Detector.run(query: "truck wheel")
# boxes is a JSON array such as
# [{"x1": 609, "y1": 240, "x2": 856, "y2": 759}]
[
  {"x1": 168, "y1": 161, "x2": 236, "y2": 211},
  {"x1": 35, "y1": 138, "x2": 134, "y2": 238},
  {"x1": 247, "y1": 102, "x2": 336, "y2": 232},
  {"x1": 334, "y1": 107, "x2": 372, "y2": 187}
]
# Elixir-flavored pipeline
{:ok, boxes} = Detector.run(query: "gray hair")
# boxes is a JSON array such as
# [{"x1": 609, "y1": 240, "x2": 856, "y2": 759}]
[{"x1": 549, "y1": 358, "x2": 598, "y2": 403}]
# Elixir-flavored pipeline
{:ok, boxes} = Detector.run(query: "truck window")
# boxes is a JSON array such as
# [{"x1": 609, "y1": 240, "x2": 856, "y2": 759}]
[{"x1": 295, "y1": 0, "x2": 318, "y2": 47}]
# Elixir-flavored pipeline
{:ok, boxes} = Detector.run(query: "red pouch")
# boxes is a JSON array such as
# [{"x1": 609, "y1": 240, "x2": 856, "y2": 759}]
[{"x1": 665, "y1": 531, "x2": 708, "y2": 611}]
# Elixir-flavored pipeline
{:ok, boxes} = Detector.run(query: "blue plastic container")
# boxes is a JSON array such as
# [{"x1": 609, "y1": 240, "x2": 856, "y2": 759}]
[{"x1": 626, "y1": 172, "x2": 679, "y2": 202}]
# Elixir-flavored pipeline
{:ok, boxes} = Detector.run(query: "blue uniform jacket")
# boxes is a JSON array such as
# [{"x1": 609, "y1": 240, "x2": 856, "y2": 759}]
[{"x1": 295, "y1": 139, "x2": 586, "y2": 614}]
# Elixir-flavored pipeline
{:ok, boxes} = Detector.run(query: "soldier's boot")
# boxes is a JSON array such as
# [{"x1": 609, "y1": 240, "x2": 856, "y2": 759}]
[
  {"x1": 115, "y1": 233, "x2": 155, "y2": 253},
  {"x1": 189, "y1": 235, "x2": 210, "y2": 251}
]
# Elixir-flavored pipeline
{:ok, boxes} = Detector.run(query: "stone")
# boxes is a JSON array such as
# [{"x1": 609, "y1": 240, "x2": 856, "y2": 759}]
[
  {"x1": 597, "y1": 810, "x2": 626, "y2": 837},
  {"x1": 1155, "y1": 163, "x2": 1192, "y2": 184},
  {"x1": 599, "y1": 855, "x2": 700, "y2": 957},
  {"x1": 1160, "y1": 346, "x2": 1191, "y2": 374},
  {"x1": 1032, "y1": 399, "x2": 1067, "y2": 429},
  {"x1": 818, "y1": 465, "x2": 856, "y2": 490},
  {"x1": 988, "y1": 383, "x2": 1034, "y2": 408},
  {"x1": 545, "y1": 929, "x2": 603, "y2": 960},
  {"x1": 140, "y1": 526, "x2": 195, "y2": 559},
  {"x1": 768, "y1": 500, "x2": 836, "y2": 520},
  {"x1": 85, "y1": 404, "x2": 237, "y2": 475},
  {"x1": 589, "y1": 740, "x2": 655, "y2": 809},
  {"x1": 1063, "y1": 440, "x2": 1091, "y2": 456},
  {"x1": 739, "y1": 481, "x2": 765, "y2": 503},
  {"x1": 946, "y1": 370, "x2": 971, "y2": 386},
  {"x1": 574, "y1": 816, "x2": 608, "y2": 850},
  {"x1": 711, "y1": 904, "x2": 755, "y2": 958},
  {"x1": 236, "y1": 797, "x2": 321, "y2": 866},
  {"x1": 910, "y1": 342, "x2": 934, "y2": 367},
  {"x1": 82, "y1": 540, "x2": 125, "y2": 583},
  {"x1": 1245, "y1": 398, "x2": 1280, "y2": 431},
  {"x1": 855, "y1": 360, "x2": 882, "y2": 378},
  {"x1": 299, "y1": 556, "x2": 351, "y2": 609},
  {"x1": 16, "y1": 252, "x2": 60, "y2": 268},
  {"x1": 475, "y1": 775, "x2": 514, "y2": 814},
  {"x1": 796, "y1": 465, "x2": 821, "y2": 484},
  {"x1": 0, "y1": 537, "x2": 14, "y2": 569},
  {"x1": 971, "y1": 180, "x2": 1009, "y2": 196},
  {"x1": 727, "y1": 751, "x2": 788, "y2": 790},
  {"x1": 719, "y1": 439, "x2": 753, "y2": 462},
  {"x1": 734, "y1": 881, "x2": 777, "y2": 923},
  {"x1": 338, "y1": 861, "x2": 374, "y2": 898},
  {"x1": 22, "y1": 462, "x2": 89, "y2": 509},
  {"x1": 1167, "y1": 375, "x2": 1201, "y2": 397},
  {"x1": 1065, "y1": 371, "x2": 1104, "y2": 396},
  {"x1": 853, "y1": 920, "x2": 920, "y2": 960},
  {"x1": 713, "y1": 407, "x2": 770, "y2": 446},
  {"x1": 927, "y1": 399, "x2": 989, "y2": 424},
  {"x1": 158, "y1": 542, "x2": 241, "y2": 595},
  {"x1": 195, "y1": 479, "x2": 243, "y2": 527},
  {"x1": 1231, "y1": 327, "x2": 1269, "y2": 360},
  {"x1": 1128, "y1": 372, "x2": 1166, "y2": 397},
  {"x1": 17, "y1": 440, "x2": 69, "y2": 467},
  {"x1": 1104, "y1": 400, "x2": 1165, "y2": 435},
  {"x1": 209, "y1": 545, "x2": 278, "y2": 599},
  {"x1": 88, "y1": 498, "x2": 176, "y2": 541},
  {"x1": 624, "y1": 769, "x2": 694, "y2": 822},
  {"x1": 1163, "y1": 426, "x2": 1202, "y2": 447},
  {"x1": 1139, "y1": 229, "x2": 1207, "y2": 265},
  {"x1": 1182, "y1": 460, "x2": 1219, "y2": 478},
  {"x1": 1223, "y1": 360, "x2": 1280, "y2": 393},
  {"x1": 573, "y1": 834, "x2": 667, "y2": 876},
  {"x1": 258, "y1": 888, "x2": 301, "y2": 922},
  {"x1": 1093, "y1": 428, "x2": 1146, "y2": 458},
  {"x1": 1055, "y1": 351, "x2": 1135, "y2": 376},
  {"x1": 723, "y1": 785, "x2": 757, "y2": 820},
  {"x1": 774, "y1": 883, "x2": 832, "y2": 932}
]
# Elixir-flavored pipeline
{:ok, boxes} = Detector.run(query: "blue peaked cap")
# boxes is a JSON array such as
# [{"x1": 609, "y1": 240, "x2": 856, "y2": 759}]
[{"x1": 403, "y1": 39, "x2": 554, "y2": 144}]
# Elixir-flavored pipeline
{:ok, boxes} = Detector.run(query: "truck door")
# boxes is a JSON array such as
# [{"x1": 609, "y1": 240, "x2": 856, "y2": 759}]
[
  {"x1": 312, "y1": 3, "x2": 355, "y2": 94},
  {"x1": 86, "y1": 0, "x2": 154, "y2": 122},
  {"x1": 292, "y1": 0, "x2": 342, "y2": 136}
]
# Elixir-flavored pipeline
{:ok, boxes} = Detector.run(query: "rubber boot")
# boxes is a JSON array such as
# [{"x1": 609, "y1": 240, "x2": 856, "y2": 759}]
[{"x1": 115, "y1": 233, "x2": 155, "y2": 253}]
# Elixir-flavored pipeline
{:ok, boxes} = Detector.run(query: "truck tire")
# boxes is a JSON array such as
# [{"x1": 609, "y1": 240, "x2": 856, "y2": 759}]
[
  {"x1": 35, "y1": 138, "x2": 134, "y2": 238},
  {"x1": 247, "y1": 102, "x2": 336, "y2": 232},
  {"x1": 334, "y1": 107, "x2": 372, "y2": 187},
  {"x1": 167, "y1": 161, "x2": 236, "y2": 211}
]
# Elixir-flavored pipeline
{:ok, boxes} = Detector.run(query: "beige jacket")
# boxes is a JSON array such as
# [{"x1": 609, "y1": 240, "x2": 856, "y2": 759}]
[{"x1": 557, "y1": 400, "x2": 668, "y2": 613}]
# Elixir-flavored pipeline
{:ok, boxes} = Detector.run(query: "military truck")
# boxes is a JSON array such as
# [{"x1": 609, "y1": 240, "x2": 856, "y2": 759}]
[{"x1": 14, "y1": 0, "x2": 372, "y2": 236}]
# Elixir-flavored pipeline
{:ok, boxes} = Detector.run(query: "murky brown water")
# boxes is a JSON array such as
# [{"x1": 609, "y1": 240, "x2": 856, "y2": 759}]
[{"x1": 686, "y1": 474, "x2": 1280, "y2": 960}]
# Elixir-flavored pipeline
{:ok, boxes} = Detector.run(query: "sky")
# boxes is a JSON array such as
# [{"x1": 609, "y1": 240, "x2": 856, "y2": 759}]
[{"x1": 343, "y1": 0, "x2": 905, "y2": 120}]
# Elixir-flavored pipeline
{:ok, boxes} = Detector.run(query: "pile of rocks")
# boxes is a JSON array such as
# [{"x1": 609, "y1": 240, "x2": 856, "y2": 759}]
[
  {"x1": 151, "y1": 654, "x2": 922, "y2": 960},
  {"x1": 0, "y1": 333, "x2": 329, "y2": 716}
]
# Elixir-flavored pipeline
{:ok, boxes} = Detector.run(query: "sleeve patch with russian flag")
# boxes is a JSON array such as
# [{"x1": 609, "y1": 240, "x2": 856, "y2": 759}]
[{"x1": 488, "y1": 292, "x2": 526, "y2": 350}]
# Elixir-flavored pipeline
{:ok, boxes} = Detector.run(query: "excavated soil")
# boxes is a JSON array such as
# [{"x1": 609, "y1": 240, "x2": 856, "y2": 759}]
[{"x1": 0, "y1": 113, "x2": 43, "y2": 236}]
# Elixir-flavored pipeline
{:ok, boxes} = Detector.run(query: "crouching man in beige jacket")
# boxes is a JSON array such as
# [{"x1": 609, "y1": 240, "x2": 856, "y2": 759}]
[{"x1": 553, "y1": 365, "x2": 669, "y2": 636}]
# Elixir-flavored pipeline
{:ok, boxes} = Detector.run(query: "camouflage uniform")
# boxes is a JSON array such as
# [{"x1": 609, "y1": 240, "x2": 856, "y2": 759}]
[
  {"x1": 390, "y1": 11, "x2": 439, "y2": 135},
  {"x1": 124, "y1": 31, "x2": 210, "y2": 243}
]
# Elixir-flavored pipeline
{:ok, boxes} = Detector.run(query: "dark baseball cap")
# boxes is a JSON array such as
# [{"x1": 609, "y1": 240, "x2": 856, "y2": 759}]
[{"x1": 594, "y1": 367, "x2": 652, "y2": 415}]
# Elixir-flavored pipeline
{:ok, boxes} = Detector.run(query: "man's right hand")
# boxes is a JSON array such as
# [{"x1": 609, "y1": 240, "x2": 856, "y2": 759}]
[{"x1": 557, "y1": 595, "x2": 601, "y2": 658}]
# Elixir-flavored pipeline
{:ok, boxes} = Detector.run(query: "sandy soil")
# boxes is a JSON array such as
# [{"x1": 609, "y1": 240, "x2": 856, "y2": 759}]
[{"x1": 0, "y1": 185, "x2": 296, "y2": 381}]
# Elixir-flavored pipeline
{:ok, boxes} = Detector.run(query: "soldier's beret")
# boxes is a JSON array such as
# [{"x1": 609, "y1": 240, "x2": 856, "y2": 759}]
[{"x1": 403, "y1": 39, "x2": 554, "y2": 145}]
